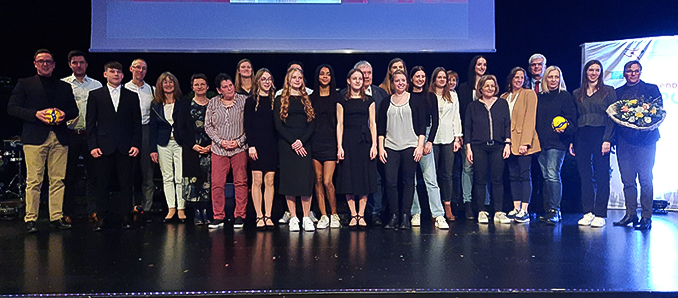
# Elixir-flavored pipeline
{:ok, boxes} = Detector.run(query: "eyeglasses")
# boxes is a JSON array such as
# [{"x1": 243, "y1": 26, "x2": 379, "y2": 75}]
[
  {"x1": 625, "y1": 70, "x2": 641, "y2": 75},
  {"x1": 35, "y1": 60, "x2": 54, "y2": 65}
]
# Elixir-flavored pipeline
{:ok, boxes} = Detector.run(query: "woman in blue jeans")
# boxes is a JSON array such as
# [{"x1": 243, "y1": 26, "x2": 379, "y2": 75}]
[
  {"x1": 536, "y1": 66, "x2": 577, "y2": 224},
  {"x1": 408, "y1": 66, "x2": 448, "y2": 229}
]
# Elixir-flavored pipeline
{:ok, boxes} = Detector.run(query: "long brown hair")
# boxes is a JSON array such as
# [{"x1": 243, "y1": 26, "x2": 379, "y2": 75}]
[
  {"x1": 251, "y1": 68, "x2": 275, "y2": 111},
  {"x1": 504, "y1": 67, "x2": 528, "y2": 93},
  {"x1": 345, "y1": 68, "x2": 367, "y2": 101},
  {"x1": 379, "y1": 58, "x2": 408, "y2": 95},
  {"x1": 428, "y1": 67, "x2": 452, "y2": 103},
  {"x1": 234, "y1": 58, "x2": 252, "y2": 93},
  {"x1": 280, "y1": 68, "x2": 314, "y2": 122},
  {"x1": 577, "y1": 60, "x2": 607, "y2": 103},
  {"x1": 154, "y1": 71, "x2": 182, "y2": 104}
]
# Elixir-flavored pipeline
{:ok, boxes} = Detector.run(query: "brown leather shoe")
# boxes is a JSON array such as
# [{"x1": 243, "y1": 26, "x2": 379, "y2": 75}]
[
  {"x1": 444, "y1": 202, "x2": 456, "y2": 221},
  {"x1": 88, "y1": 212, "x2": 98, "y2": 223},
  {"x1": 63, "y1": 215, "x2": 73, "y2": 224}
]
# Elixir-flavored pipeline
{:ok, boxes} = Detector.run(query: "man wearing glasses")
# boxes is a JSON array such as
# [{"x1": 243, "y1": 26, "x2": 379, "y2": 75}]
[
  {"x1": 612, "y1": 60, "x2": 662, "y2": 230},
  {"x1": 124, "y1": 58, "x2": 156, "y2": 219},
  {"x1": 7, "y1": 49, "x2": 78, "y2": 233},
  {"x1": 527, "y1": 53, "x2": 547, "y2": 93}
]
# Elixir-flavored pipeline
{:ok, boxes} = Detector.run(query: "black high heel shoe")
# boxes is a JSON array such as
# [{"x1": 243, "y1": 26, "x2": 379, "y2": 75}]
[
  {"x1": 349, "y1": 215, "x2": 358, "y2": 228},
  {"x1": 613, "y1": 214, "x2": 639, "y2": 227},
  {"x1": 357, "y1": 215, "x2": 367, "y2": 229}
]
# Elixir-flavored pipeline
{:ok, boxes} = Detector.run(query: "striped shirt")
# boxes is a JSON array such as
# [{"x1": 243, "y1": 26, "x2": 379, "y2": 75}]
[{"x1": 205, "y1": 93, "x2": 248, "y2": 157}]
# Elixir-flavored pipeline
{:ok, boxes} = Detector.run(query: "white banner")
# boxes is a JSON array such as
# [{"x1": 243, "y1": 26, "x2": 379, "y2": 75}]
[{"x1": 583, "y1": 35, "x2": 678, "y2": 211}]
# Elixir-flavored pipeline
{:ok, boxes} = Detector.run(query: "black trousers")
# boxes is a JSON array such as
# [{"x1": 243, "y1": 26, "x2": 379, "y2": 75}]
[
  {"x1": 95, "y1": 151, "x2": 136, "y2": 222},
  {"x1": 574, "y1": 126, "x2": 610, "y2": 218},
  {"x1": 507, "y1": 154, "x2": 532, "y2": 204},
  {"x1": 471, "y1": 143, "x2": 505, "y2": 212},
  {"x1": 617, "y1": 137, "x2": 656, "y2": 219},
  {"x1": 64, "y1": 131, "x2": 97, "y2": 216},
  {"x1": 383, "y1": 147, "x2": 417, "y2": 216}
]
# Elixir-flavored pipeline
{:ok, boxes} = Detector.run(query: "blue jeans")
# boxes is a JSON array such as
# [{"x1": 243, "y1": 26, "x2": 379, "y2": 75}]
[
  {"x1": 411, "y1": 131, "x2": 444, "y2": 217},
  {"x1": 462, "y1": 145, "x2": 491, "y2": 205},
  {"x1": 538, "y1": 149, "x2": 565, "y2": 212}
]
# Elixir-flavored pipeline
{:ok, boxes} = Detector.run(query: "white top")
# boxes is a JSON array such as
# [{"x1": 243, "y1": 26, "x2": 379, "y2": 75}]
[
  {"x1": 164, "y1": 103, "x2": 175, "y2": 126},
  {"x1": 107, "y1": 85, "x2": 121, "y2": 112},
  {"x1": 385, "y1": 97, "x2": 418, "y2": 151},
  {"x1": 274, "y1": 87, "x2": 313, "y2": 97},
  {"x1": 124, "y1": 81, "x2": 154, "y2": 125},
  {"x1": 61, "y1": 74, "x2": 103, "y2": 130},
  {"x1": 433, "y1": 91, "x2": 463, "y2": 144},
  {"x1": 506, "y1": 91, "x2": 519, "y2": 120}
]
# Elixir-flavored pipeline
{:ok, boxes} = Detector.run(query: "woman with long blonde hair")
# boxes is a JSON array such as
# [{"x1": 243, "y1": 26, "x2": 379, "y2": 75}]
[{"x1": 274, "y1": 68, "x2": 317, "y2": 232}]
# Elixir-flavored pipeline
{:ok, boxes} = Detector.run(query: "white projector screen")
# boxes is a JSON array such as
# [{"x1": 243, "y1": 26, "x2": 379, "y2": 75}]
[{"x1": 90, "y1": 0, "x2": 495, "y2": 53}]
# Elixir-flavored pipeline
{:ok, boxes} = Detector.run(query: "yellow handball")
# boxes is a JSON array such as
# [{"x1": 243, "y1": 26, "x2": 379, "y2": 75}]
[
  {"x1": 551, "y1": 116, "x2": 568, "y2": 132},
  {"x1": 45, "y1": 109, "x2": 63, "y2": 124}
]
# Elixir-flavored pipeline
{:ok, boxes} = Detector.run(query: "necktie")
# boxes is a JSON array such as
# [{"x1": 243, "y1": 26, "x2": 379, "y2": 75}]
[{"x1": 535, "y1": 80, "x2": 540, "y2": 94}]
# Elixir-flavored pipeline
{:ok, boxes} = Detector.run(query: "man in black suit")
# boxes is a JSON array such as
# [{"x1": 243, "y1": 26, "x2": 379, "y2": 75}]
[
  {"x1": 86, "y1": 61, "x2": 142, "y2": 230},
  {"x1": 7, "y1": 49, "x2": 78, "y2": 233}
]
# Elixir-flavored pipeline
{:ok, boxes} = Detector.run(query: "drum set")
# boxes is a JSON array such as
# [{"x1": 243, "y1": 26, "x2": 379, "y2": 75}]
[{"x1": 0, "y1": 139, "x2": 25, "y2": 218}]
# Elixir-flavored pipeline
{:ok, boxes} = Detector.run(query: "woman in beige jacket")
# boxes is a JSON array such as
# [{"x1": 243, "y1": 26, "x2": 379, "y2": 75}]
[{"x1": 500, "y1": 67, "x2": 541, "y2": 223}]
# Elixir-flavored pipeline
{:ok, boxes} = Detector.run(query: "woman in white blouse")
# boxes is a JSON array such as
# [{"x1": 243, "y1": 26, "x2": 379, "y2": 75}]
[{"x1": 432, "y1": 68, "x2": 463, "y2": 221}]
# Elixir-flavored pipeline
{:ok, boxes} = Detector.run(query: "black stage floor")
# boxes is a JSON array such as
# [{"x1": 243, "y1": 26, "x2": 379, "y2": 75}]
[{"x1": 1, "y1": 209, "x2": 677, "y2": 297}]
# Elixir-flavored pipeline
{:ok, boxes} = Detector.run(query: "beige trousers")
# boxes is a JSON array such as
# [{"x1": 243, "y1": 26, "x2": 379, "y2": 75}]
[{"x1": 23, "y1": 131, "x2": 68, "y2": 222}]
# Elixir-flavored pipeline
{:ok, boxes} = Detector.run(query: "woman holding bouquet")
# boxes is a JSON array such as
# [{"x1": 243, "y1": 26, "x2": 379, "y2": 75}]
[{"x1": 571, "y1": 60, "x2": 617, "y2": 228}]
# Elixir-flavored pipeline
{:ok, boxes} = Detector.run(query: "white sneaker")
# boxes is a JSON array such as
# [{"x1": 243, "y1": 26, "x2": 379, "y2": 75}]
[
  {"x1": 478, "y1": 211, "x2": 490, "y2": 224},
  {"x1": 507, "y1": 209, "x2": 519, "y2": 219},
  {"x1": 515, "y1": 210, "x2": 530, "y2": 223},
  {"x1": 494, "y1": 212, "x2": 512, "y2": 224},
  {"x1": 411, "y1": 214, "x2": 421, "y2": 227},
  {"x1": 590, "y1": 217, "x2": 606, "y2": 228},
  {"x1": 309, "y1": 211, "x2": 319, "y2": 223},
  {"x1": 434, "y1": 216, "x2": 449, "y2": 229},
  {"x1": 316, "y1": 215, "x2": 329, "y2": 229},
  {"x1": 578, "y1": 212, "x2": 595, "y2": 226},
  {"x1": 302, "y1": 216, "x2": 315, "y2": 231},
  {"x1": 330, "y1": 214, "x2": 341, "y2": 228},
  {"x1": 289, "y1": 216, "x2": 300, "y2": 232},
  {"x1": 279, "y1": 211, "x2": 291, "y2": 224}
]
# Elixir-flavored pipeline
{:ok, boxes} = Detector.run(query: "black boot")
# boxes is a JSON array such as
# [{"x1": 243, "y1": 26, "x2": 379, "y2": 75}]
[
  {"x1": 399, "y1": 214, "x2": 410, "y2": 230},
  {"x1": 635, "y1": 218, "x2": 652, "y2": 230},
  {"x1": 384, "y1": 214, "x2": 398, "y2": 230},
  {"x1": 613, "y1": 214, "x2": 639, "y2": 227},
  {"x1": 465, "y1": 202, "x2": 474, "y2": 220}
]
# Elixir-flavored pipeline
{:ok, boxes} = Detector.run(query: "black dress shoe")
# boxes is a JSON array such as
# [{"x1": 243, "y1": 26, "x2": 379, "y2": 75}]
[
  {"x1": 50, "y1": 218, "x2": 72, "y2": 230},
  {"x1": 384, "y1": 214, "x2": 398, "y2": 230},
  {"x1": 465, "y1": 202, "x2": 475, "y2": 220},
  {"x1": 399, "y1": 214, "x2": 410, "y2": 230},
  {"x1": 26, "y1": 221, "x2": 38, "y2": 233},
  {"x1": 613, "y1": 214, "x2": 639, "y2": 227},
  {"x1": 635, "y1": 218, "x2": 652, "y2": 230}
]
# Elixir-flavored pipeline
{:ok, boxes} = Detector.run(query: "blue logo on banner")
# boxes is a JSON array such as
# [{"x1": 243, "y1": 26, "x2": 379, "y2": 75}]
[{"x1": 610, "y1": 71, "x2": 624, "y2": 80}]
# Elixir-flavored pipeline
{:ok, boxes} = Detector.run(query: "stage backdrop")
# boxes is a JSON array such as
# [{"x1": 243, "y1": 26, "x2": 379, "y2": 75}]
[{"x1": 582, "y1": 35, "x2": 678, "y2": 211}]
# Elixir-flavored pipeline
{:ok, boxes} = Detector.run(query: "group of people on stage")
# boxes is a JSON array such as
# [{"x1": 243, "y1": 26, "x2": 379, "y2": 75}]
[{"x1": 8, "y1": 49, "x2": 661, "y2": 234}]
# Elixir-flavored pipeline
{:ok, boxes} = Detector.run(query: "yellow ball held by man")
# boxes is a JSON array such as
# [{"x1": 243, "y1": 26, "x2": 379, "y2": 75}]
[
  {"x1": 45, "y1": 108, "x2": 63, "y2": 124},
  {"x1": 551, "y1": 116, "x2": 568, "y2": 133}
]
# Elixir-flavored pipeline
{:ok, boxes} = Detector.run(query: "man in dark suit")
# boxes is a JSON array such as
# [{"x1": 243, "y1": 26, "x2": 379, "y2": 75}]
[
  {"x1": 86, "y1": 61, "x2": 142, "y2": 230},
  {"x1": 7, "y1": 49, "x2": 78, "y2": 233},
  {"x1": 527, "y1": 53, "x2": 546, "y2": 93}
]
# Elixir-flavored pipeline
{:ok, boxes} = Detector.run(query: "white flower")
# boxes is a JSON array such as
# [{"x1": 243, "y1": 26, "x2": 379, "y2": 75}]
[
  {"x1": 644, "y1": 117, "x2": 652, "y2": 123},
  {"x1": 635, "y1": 107, "x2": 644, "y2": 113},
  {"x1": 629, "y1": 116, "x2": 637, "y2": 123}
]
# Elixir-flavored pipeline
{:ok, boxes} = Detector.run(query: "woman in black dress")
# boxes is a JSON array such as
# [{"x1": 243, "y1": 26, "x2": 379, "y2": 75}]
[
  {"x1": 274, "y1": 68, "x2": 317, "y2": 232},
  {"x1": 175, "y1": 73, "x2": 212, "y2": 225},
  {"x1": 310, "y1": 64, "x2": 341, "y2": 229},
  {"x1": 337, "y1": 68, "x2": 378, "y2": 228},
  {"x1": 244, "y1": 68, "x2": 278, "y2": 229}
]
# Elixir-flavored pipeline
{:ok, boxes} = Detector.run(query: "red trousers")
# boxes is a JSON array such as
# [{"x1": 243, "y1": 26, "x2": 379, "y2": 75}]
[{"x1": 211, "y1": 151, "x2": 248, "y2": 220}]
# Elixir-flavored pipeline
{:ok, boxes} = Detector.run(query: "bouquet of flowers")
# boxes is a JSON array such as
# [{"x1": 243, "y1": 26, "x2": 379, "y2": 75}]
[{"x1": 606, "y1": 95, "x2": 666, "y2": 130}]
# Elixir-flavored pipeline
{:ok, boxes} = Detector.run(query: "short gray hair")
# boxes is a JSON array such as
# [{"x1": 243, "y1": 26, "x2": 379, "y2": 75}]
[
  {"x1": 528, "y1": 53, "x2": 547, "y2": 65},
  {"x1": 354, "y1": 60, "x2": 372, "y2": 69}
]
